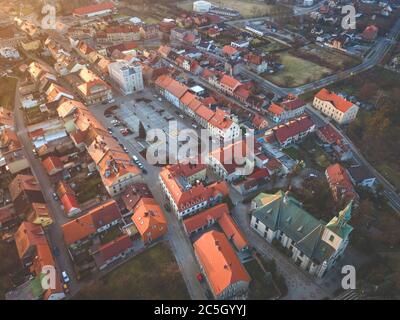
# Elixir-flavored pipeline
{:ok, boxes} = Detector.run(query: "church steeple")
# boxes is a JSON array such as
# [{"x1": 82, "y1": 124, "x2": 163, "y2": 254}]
[{"x1": 338, "y1": 200, "x2": 353, "y2": 224}]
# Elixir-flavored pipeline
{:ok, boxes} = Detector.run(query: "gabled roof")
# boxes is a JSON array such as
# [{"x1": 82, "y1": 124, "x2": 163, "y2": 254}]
[
  {"x1": 268, "y1": 103, "x2": 284, "y2": 116},
  {"x1": 184, "y1": 203, "x2": 248, "y2": 251},
  {"x1": 92, "y1": 234, "x2": 133, "y2": 264},
  {"x1": 9, "y1": 174, "x2": 42, "y2": 202},
  {"x1": 131, "y1": 198, "x2": 167, "y2": 240},
  {"x1": 273, "y1": 116, "x2": 314, "y2": 144},
  {"x1": 315, "y1": 88, "x2": 354, "y2": 113},
  {"x1": 42, "y1": 156, "x2": 63, "y2": 175},
  {"x1": 121, "y1": 183, "x2": 153, "y2": 212},
  {"x1": 220, "y1": 74, "x2": 241, "y2": 90},
  {"x1": 62, "y1": 200, "x2": 121, "y2": 245},
  {"x1": 208, "y1": 109, "x2": 233, "y2": 131},
  {"x1": 61, "y1": 193, "x2": 80, "y2": 215},
  {"x1": 222, "y1": 45, "x2": 239, "y2": 56},
  {"x1": 193, "y1": 230, "x2": 251, "y2": 296},
  {"x1": 317, "y1": 124, "x2": 342, "y2": 144},
  {"x1": 195, "y1": 105, "x2": 214, "y2": 121},
  {"x1": 14, "y1": 222, "x2": 46, "y2": 259},
  {"x1": 73, "y1": 2, "x2": 115, "y2": 15}
]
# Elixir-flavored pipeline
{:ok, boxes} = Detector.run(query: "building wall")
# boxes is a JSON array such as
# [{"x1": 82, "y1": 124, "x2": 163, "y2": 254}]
[{"x1": 313, "y1": 97, "x2": 358, "y2": 124}]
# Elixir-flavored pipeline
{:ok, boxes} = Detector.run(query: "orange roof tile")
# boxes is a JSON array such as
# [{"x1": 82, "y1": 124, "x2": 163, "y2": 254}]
[
  {"x1": 195, "y1": 105, "x2": 214, "y2": 121},
  {"x1": 220, "y1": 74, "x2": 241, "y2": 90},
  {"x1": 315, "y1": 88, "x2": 354, "y2": 113},
  {"x1": 132, "y1": 198, "x2": 168, "y2": 242},
  {"x1": 14, "y1": 222, "x2": 47, "y2": 259},
  {"x1": 73, "y1": 2, "x2": 115, "y2": 15},
  {"x1": 62, "y1": 200, "x2": 121, "y2": 245},
  {"x1": 183, "y1": 203, "x2": 248, "y2": 251},
  {"x1": 193, "y1": 230, "x2": 251, "y2": 296},
  {"x1": 222, "y1": 45, "x2": 239, "y2": 56}
]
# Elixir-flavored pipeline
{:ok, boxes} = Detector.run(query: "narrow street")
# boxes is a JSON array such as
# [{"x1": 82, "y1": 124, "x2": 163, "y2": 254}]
[
  {"x1": 88, "y1": 101, "x2": 207, "y2": 300},
  {"x1": 12, "y1": 77, "x2": 80, "y2": 296},
  {"x1": 306, "y1": 106, "x2": 400, "y2": 214}
]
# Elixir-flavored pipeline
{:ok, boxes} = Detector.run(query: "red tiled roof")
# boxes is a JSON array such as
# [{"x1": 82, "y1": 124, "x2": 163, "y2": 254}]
[
  {"x1": 62, "y1": 200, "x2": 121, "y2": 245},
  {"x1": 281, "y1": 96, "x2": 306, "y2": 111},
  {"x1": 132, "y1": 198, "x2": 167, "y2": 243},
  {"x1": 317, "y1": 124, "x2": 342, "y2": 144},
  {"x1": 180, "y1": 91, "x2": 196, "y2": 106},
  {"x1": 61, "y1": 193, "x2": 80, "y2": 215},
  {"x1": 42, "y1": 156, "x2": 63, "y2": 175},
  {"x1": 193, "y1": 230, "x2": 251, "y2": 296},
  {"x1": 94, "y1": 234, "x2": 133, "y2": 262},
  {"x1": 165, "y1": 79, "x2": 188, "y2": 99},
  {"x1": 195, "y1": 105, "x2": 215, "y2": 121},
  {"x1": 159, "y1": 166, "x2": 228, "y2": 211},
  {"x1": 220, "y1": 74, "x2": 241, "y2": 90},
  {"x1": 273, "y1": 116, "x2": 314, "y2": 144},
  {"x1": 222, "y1": 45, "x2": 238, "y2": 56},
  {"x1": 315, "y1": 88, "x2": 354, "y2": 113},
  {"x1": 73, "y1": 2, "x2": 115, "y2": 16},
  {"x1": 184, "y1": 203, "x2": 248, "y2": 251},
  {"x1": 326, "y1": 163, "x2": 355, "y2": 196},
  {"x1": 268, "y1": 103, "x2": 284, "y2": 115},
  {"x1": 14, "y1": 222, "x2": 47, "y2": 259},
  {"x1": 208, "y1": 109, "x2": 233, "y2": 130}
]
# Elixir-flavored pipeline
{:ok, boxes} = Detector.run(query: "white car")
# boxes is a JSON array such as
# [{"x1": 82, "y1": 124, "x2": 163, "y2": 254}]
[
  {"x1": 61, "y1": 271, "x2": 70, "y2": 283},
  {"x1": 132, "y1": 155, "x2": 139, "y2": 162}
]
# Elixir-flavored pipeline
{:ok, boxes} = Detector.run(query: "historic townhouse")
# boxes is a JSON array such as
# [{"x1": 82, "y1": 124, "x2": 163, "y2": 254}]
[
  {"x1": 313, "y1": 88, "x2": 359, "y2": 124},
  {"x1": 250, "y1": 191, "x2": 353, "y2": 278},
  {"x1": 159, "y1": 162, "x2": 228, "y2": 219}
]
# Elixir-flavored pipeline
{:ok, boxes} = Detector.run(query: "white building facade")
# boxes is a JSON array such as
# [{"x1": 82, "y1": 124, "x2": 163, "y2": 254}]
[{"x1": 108, "y1": 61, "x2": 144, "y2": 95}]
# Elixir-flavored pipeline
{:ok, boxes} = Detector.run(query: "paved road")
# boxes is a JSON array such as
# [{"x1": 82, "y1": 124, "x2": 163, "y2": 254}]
[
  {"x1": 306, "y1": 106, "x2": 400, "y2": 213},
  {"x1": 88, "y1": 96, "x2": 207, "y2": 300},
  {"x1": 12, "y1": 77, "x2": 80, "y2": 297},
  {"x1": 207, "y1": 15, "x2": 400, "y2": 98}
]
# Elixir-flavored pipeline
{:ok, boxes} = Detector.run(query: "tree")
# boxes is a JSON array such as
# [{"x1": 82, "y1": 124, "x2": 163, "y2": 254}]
[
  {"x1": 138, "y1": 121, "x2": 146, "y2": 139},
  {"x1": 283, "y1": 75, "x2": 294, "y2": 87}
]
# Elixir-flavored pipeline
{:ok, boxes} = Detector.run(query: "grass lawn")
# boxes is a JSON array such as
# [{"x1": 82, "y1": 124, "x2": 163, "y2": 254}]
[
  {"x1": 0, "y1": 241, "x2": 22, "y2": 300},
  {"x1": 177, "y1": 0, "x2": 276, "y2": 18},
  {"x1": 377, "y1": 164, "x2": 400, "y2": 191},
  {"x1": 284, "y1": 147, "x2": 304, "y2": 161},
  {"x1": 245, "y1": 259, "x2": 280, "y2": 300},
  {"x1": 99, "y1": 225, "x2": 123, "y2": 245},
  {"x1": 76, "y1": 175, "x2": 103, "y2": 204},
  {"x1": 299, "y1": 44, "x2": 360, "y2": 70},
  {"x1": 0, "y1": 77, "x2": 17, "y2": 109},
  {"x1": 264, "y1": 52, "x2": 332, "y2": 87},
  {"x1": 74, "y1": 242, "x2": 190, "y2": 300}
]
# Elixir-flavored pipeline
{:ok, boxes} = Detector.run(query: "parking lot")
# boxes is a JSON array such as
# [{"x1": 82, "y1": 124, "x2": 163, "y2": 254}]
[{"x1": 113, "y1": 96, "x2": 201, "y2": 160}]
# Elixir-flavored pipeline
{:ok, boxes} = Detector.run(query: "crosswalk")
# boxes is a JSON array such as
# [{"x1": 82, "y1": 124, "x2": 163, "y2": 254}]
[{"x1": 334, "y1": 290, "x2": 361, "y2": 300}]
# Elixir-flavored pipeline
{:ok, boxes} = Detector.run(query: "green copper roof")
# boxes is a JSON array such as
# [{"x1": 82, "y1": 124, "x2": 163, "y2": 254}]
[{"x1": 252, "y1": 190, "x2": 353, "y2": 263}]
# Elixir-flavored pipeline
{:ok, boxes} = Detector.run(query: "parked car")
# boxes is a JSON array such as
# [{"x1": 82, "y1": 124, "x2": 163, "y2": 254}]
[
  {"x1": 196, "y1": 273, "x2": 204, "y2": 283},
  {"x1": 52, "y1": 192, "x2": 59, "y2": 201},
  {"x1": 163, "y1": 203, "x2": 171, "y2": 212},
  {"x1": 61, "y1": 271, "x2": 70, "y2": 283}
]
